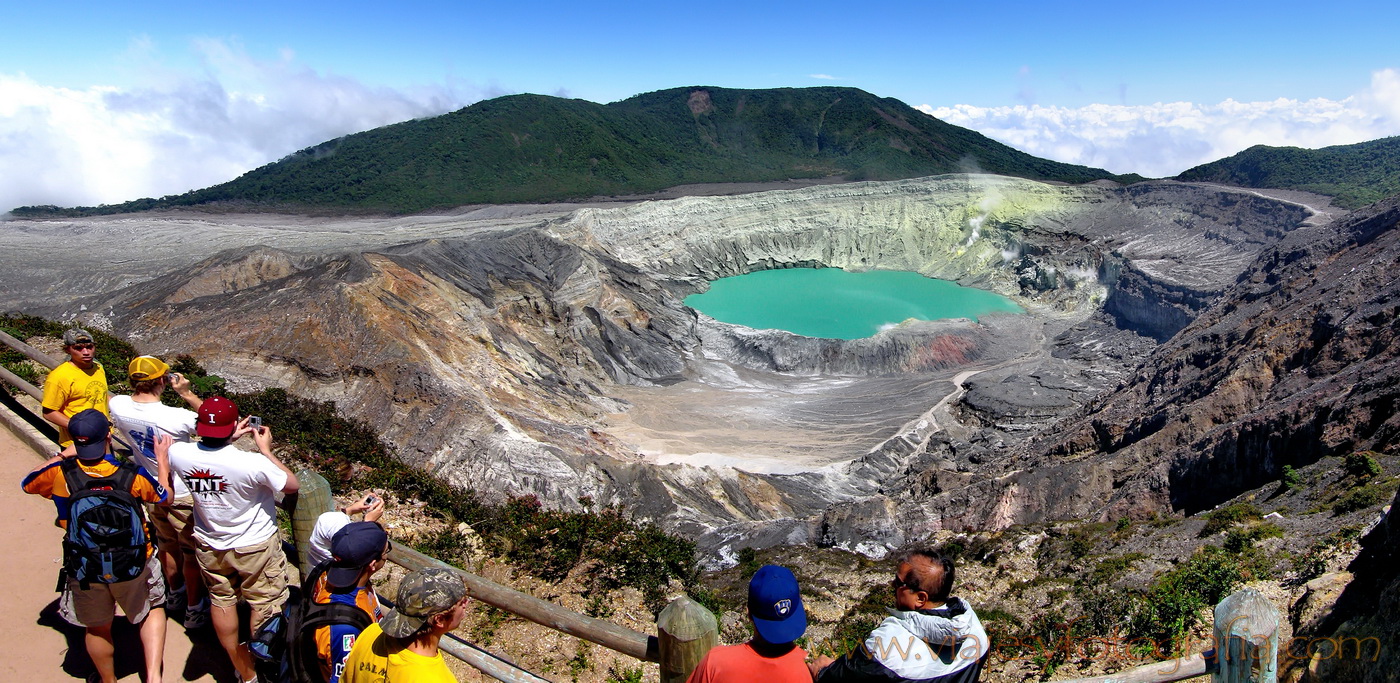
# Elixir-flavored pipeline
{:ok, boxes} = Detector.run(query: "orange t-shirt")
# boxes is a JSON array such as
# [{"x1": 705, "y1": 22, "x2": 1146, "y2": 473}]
[
  {"x1": 686, "y1": 642, "x2": 810, "y2": 683},
  {"x1": 22, "y1": 454, "x2": 167, "y2": 555}
]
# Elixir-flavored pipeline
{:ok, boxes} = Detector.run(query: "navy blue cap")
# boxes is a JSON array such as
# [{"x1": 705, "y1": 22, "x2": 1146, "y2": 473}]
[
  {"x1": 327, "y1": 522, "x2": 390, "y2": 589},
  {"x1": 748, "y1": 564, "x2": 806, "y2": 644},
  {"x1": 69, "y1": 409, "x2": 110, "y2": 460}
]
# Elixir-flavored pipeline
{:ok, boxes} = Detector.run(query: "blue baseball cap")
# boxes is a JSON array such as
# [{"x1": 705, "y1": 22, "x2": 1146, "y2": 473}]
[
  {"x1": 327, "y1": 522, "x2": 390, "y2": 589},
  {"x1": 748, "y1": 564, "x2": 806, "y2": 644},
  {"x1": 69, "y1": 409, "x2": 111, "y2": 460}
]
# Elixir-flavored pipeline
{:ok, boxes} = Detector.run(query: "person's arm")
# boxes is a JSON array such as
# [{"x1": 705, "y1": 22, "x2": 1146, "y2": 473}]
[
  {"x1": 252, "y1": 425, "x2": 299, "y2": 494},
  {"x1": 41, "y1": 365, "x2": 68, "y2": 427},
  {"x1": 167, "y1": 372, "x2": 204, "y2": 411},
  {"x1": 152, "y1": 432, "x2": 175, "y2": 504}
]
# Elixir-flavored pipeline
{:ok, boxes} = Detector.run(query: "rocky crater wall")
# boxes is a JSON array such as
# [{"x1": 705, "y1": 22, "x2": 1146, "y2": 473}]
[{"x1": 47, "y1": 175, "x2": 1318, "y2": 555}]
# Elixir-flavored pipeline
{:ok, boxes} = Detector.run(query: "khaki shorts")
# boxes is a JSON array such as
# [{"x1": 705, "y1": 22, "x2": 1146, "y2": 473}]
[
  {"x1": 67, "y1": 554, "x2": 167, "y2": 627},
  {"x1": 150, "y1": 496, "x2": 197, "y2": 554},
  {"x1": 195, "y1": 533, "x2": 289, "y2": 626}
]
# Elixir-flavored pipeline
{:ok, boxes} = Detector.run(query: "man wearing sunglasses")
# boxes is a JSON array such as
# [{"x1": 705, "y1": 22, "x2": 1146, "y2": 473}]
[
  {"x1": 42, "y1": 328, "x2": 109, "y2": 447},
  {"x1": 810, "y1": 549, "x2": 988, "y2": 682}
]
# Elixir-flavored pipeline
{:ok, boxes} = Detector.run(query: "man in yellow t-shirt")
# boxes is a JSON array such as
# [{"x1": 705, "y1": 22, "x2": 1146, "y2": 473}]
[
  {"x1": 41, "y1": 328, "x2": 109, "y2": 446},
  {"x1": 341, "y1": 567, "x2": 468, "y2": 683}
]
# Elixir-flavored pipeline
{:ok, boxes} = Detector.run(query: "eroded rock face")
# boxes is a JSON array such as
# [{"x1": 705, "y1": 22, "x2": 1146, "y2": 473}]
[
  {"x1": 868, "y1": 195, "x2": 1400, "y2": 548},
  {"x1": 21, "y1": 175, "x2": 1325, "y2": 554}
]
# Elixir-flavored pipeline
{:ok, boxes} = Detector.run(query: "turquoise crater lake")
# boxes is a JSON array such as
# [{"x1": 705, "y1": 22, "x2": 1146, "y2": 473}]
[{"x1": 684, "y1": 268, "x2": 1022, "y2": 340}]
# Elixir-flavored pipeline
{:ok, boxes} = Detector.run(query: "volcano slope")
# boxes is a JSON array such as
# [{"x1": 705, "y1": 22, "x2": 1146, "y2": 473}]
[{"x1": 12, "y1": 174, "x2": 1322, "y2": 551}]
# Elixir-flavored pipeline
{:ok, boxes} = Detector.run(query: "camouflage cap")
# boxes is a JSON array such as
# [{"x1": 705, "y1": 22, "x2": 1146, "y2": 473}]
[
  {"x1": 381, "y1": 567, "x2": 468, "y2": 638},
  {"x1": 63, "y1": 328, "x2": 94, "y2": 346}
]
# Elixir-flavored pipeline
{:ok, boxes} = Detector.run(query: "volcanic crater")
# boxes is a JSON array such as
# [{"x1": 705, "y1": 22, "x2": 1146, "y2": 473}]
[{"x1": 0, "y1": 174, "x2": 1327, "y2": 557}]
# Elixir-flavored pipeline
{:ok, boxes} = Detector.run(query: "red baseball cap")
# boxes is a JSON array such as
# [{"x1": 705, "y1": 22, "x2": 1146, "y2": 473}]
[{"x1": 196, "y1": 396, "x2": 239, "y2": 438}]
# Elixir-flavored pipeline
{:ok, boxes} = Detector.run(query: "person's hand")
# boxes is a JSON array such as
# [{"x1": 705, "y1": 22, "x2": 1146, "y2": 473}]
[
  {"x1": 169, "y1": 371, "x2": 192, "y2": 394},
  {"x1": 232, "y1": 415, "x2": 254, "y2": 440},
  {"x1": 153, "y1": 432, "x2": 173, "y2": 457},
  {"x1": 808, "y1": 655, "x2": 835, "y2": 679},
  {"x1": 252, "y1": 423, "x2": 273, "y2": 453},
  {"x1": 363, "y1": 493, "x2": 385, "y2": 522},
  {"x1": 345, "y1": 492, "x2": 386, "y2": 521},
  {"x1": 57, "y1": 444, "x2": 78, "y2": 460}
]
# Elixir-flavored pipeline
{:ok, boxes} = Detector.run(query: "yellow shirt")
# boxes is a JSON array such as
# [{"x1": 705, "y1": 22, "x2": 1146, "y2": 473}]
[
  {"x1": 342, "y1": 623, "x2": 389, "y2": 683},
  {"x1": 341, "y1": 622, "x2": 458, "y2": 683},
  {"x1": 387, "y1": 648, "x2": 457, "y2": 682},
  {"x1": 41, "y1": 361, "x2": 108, "y2": 446}
]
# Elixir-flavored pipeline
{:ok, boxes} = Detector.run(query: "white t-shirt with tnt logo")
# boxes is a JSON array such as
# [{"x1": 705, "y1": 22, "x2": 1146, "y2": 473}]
[
  {"x1": 108, "y1": 395, "x2": 198, "y2": 498},
  {"x1": 168, "y1": 441, "x2": 288, "y2": 550}
]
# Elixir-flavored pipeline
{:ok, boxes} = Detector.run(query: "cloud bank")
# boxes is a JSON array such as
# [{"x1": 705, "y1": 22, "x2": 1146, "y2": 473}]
[
  {"x1": 919, "y1": 69, "x2": 1400, "y2": 178},
  {"x1": 4, "y1": 50, "x2": 1399, "y2": 214},
  {"x1": 0, "y1": 40, "x2": 484, "y2": 213}
]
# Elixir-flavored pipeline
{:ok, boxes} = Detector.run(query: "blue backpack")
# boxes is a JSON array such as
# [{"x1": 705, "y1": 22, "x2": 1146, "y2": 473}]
[{"x1": 61, "y1": 458, "x2": 152, "y2": 589}]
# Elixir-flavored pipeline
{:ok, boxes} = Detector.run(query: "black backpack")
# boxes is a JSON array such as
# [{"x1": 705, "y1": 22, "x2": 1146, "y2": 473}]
[
  {"x1": 253, "y1": 559, "x2": 374, "y2": 683},
  {"x1": 61, "y1": 458, "x2": 152, "y2": 590}
]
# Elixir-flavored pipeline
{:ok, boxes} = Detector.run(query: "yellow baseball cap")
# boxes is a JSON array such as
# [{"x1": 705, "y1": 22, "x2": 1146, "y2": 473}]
[{"x1": 128, "y1": 356, "x2": 171, "y2": 381}]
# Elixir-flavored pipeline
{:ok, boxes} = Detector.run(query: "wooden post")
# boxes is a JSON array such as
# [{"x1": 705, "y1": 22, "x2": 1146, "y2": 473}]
[
  {"x1": 656, "y1": 595, "x2": 718, "y2": 683},
  {"x1": 291, "y1": 469, "x2": 334, "y2": 577},
  {"x1": 1212, "y1": 588, "x2": 1279, "y2": 683}
]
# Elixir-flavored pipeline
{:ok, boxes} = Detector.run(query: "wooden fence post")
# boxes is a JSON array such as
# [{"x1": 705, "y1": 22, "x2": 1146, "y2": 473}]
[
  {"x1": 291, "y1": 469, "x2": 334, "y2": 577},
  {"x1": 657, "y1": 596, "x2": 718, "y2": 683},
  {"x1": 1212, "y1": 588, "x2": 1279, "y2": 683}
]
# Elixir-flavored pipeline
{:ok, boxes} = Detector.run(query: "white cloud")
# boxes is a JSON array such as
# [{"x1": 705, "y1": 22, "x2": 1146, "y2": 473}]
[
  {"x1": 809, "y1": 74, "x2": 839, "y2": 80},
  {"x1": 917, "y1": 68, "x2": 1400, "y2": 178},
  {"x1": 0, "y1": 39, "x2": 485, "y2": 212}
]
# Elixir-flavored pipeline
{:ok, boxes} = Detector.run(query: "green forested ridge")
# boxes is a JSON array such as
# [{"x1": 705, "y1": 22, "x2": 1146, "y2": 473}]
[
  {"x1": 13, "y1": 86, "x2": 1140, "y2": 216},
  {"x1": 1175, "y1": 136, "x2": 1400, "y2": 209}
]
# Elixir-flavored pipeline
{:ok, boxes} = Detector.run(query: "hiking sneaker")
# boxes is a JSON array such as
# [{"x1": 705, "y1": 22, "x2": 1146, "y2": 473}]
[
  {"x1": 165, "y1": 585, "x2": 187, "y2": 620},
  {"x1": 184, "y1": 599, "x2": 210, "y2": 629}
]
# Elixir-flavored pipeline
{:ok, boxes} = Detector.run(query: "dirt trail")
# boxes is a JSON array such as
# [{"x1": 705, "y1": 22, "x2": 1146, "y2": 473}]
[{"x1": 2, "y1": 426, "x2": 225, "y2": 682}]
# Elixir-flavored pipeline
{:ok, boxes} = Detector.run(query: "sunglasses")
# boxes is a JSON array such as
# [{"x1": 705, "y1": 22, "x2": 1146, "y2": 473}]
[{"x1": 891, "y1": 574, "x2": 922, "y2": 593}]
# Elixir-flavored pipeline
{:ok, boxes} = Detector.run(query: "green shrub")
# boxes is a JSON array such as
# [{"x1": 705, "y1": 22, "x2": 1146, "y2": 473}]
[
  {"x1": 567, "y1": 641, "x2": 593, "y2": 681},
  {"x1": 1332, "y1": 479, "x2": 1397, "y2": 515},
  {"x1": 1344, "y1": 452, "x2": 1383, "y2": 479},
  {"x1": 1130, "y1": 545, "x2": 1242, "y2": 648},
  {"x1": 605, "y1": 664, "x2": 645, "y2": 683},
  {"x1": 1223, "y1": 522, "x2": 1284, "y2": 553},
  {"x1": 1293, "y1": 525, "x2": 1364, "y2": 582},
  {"x1": 1198, "y1": 503, "x2": 1263, "y2": 537},
  {"x1": 1084, "y1": 552, "x2": 1147, "y2": 586},
  {"x1": 1281, "y1": 465, "x2": 1303, "y2": 491},
  {"x1": 1, "y1": 358, "x2": 40, "y2": 394},
  {"x1": 736, "y1": 546, "x2": 761, "y2": 578},
  {"x1": 1036, "y1": 523, "x2": 1106, "y2": 571}
]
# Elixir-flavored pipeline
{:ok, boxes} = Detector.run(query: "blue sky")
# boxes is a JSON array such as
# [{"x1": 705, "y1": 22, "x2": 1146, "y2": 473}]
[{"x1": 3, "y1": 0, "x2": 1399, "y2": 211}]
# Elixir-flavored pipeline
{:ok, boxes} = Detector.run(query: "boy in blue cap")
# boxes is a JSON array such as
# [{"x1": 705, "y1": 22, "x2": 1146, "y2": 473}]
[
  {"x1": 687, "y1": 564, "x2": 810, "y2": 682},
  {"x1": 23, "y1": 409, "x2": 171, "y2": 683}
]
